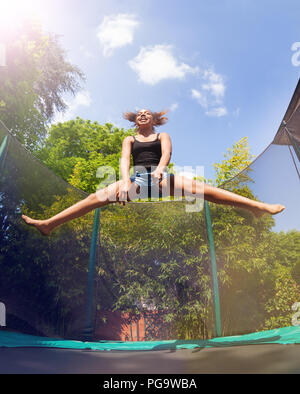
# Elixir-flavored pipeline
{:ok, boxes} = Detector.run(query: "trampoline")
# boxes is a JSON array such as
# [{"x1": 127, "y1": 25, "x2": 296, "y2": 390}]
[{"x1": 0, "y1": 80, "x2": 300, "y2": 374}]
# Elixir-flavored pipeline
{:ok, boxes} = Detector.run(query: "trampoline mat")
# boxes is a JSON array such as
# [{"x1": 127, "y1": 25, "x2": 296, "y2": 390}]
[
  {"x1": 0, "y1": 343, "x2": 300, "y2": 374},
  {"x1": 1, "y1": 326, "x2": 300, "y2": 351}
]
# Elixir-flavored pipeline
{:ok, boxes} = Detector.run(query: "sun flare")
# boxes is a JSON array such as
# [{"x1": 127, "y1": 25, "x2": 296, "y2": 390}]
[{"x1": 0, "y1": 0, "x2": 40, "y2": 27}]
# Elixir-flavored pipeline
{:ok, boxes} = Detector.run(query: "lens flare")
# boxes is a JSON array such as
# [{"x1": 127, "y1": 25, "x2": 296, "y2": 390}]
[{"x1": 0, "y1": 0, "x2": 39, "y2": 28}]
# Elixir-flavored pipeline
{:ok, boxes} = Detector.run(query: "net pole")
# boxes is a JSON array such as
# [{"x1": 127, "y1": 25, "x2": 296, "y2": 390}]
[
  {"x1": 204, "y1": 201, "x2": 222, "y2": 337},
  {"x1": 83, "y1": 207, "x2": 100, "y2": 340},
  {"x1": 0, "y1": 135, "x2": 8, "y2": 164}
]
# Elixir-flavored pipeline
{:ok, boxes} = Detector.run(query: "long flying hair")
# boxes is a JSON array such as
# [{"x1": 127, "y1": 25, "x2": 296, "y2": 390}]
[{"x1": 123, "y1": 110, "x2": 168, "y2": 131}]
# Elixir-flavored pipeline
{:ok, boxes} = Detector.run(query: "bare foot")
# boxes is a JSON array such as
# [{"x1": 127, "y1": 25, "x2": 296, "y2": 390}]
[
  {"x1": 250, "y1": 203, "x2": 285, "y2": 218},
  {"x1": 21, "y1": 215, "x2": 52, "y2": 236}
]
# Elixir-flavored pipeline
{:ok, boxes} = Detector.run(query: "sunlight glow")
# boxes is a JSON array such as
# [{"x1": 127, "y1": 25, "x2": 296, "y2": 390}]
[{"x1": 0, "y1": 0, "x2": 40, "y2": 28}]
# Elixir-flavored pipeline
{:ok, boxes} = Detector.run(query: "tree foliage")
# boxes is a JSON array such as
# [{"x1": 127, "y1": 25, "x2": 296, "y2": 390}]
[
  {"x1": 0, "y1": 20, "x2": 84, "y2": 151},
  {"x1": 35, "y1": 118, "x2": 134, "y2": 193},
  {"x1": 213, "y1": 137, "x2": 255, "y2": 187}
]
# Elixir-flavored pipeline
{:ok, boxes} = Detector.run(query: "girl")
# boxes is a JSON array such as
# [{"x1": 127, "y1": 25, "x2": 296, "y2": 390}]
[{"x1": 22, "y1": 109, "x2": 285, "y2": 235}]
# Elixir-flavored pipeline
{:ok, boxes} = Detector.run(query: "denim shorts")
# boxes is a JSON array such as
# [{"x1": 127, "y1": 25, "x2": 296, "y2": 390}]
[{"x1": 130, "y1": 171, "x2": 169, "y2": 200}]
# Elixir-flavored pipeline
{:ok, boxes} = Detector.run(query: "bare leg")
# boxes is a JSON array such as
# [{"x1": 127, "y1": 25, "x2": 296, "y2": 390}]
[
  {"x1": 160, "y1": 175, "x2": 285, "y2": 217},
  {"x1": 22, "y1": 181, "x2": 137, "y2": 236}
]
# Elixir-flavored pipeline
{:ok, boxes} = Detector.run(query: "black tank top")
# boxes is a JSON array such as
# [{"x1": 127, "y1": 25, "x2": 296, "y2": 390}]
[{"x1": 132, "y1": 133, "x2": 162, "y2": 168}]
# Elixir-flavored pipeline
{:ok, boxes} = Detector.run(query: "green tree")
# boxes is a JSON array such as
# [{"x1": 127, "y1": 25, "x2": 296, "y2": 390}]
[
  {"x1": 36, "y1": 118, "x2": 134, "y2": 193},
  {"x1": 263, "y1": 230, "x2": 300, "y2": 329},
  {"x1": 213, "y1": 137, "x2": 255, "y2": 186},
  {"x1": 0, "y1": 19, "x2": 84, "y2": 150}
]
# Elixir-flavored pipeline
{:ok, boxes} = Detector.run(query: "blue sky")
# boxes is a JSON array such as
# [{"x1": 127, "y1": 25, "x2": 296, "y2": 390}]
[{"x1": 2, "y1": 0, "x2": 300, "y2": 181}]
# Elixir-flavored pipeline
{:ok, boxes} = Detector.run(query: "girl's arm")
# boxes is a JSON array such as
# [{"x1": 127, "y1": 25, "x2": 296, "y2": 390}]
[
  {"x1": 119, "y1": 136, "x2": 133, "y2": 202},
  {"x1": 152, "y1": 132, "x2": 172, "y2": 181},
  {"x1": 120, "y1": 136, "x2": 133, "y2": 181}
]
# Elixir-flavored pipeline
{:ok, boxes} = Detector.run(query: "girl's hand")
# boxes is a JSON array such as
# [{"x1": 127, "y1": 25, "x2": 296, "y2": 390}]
[
  {"x1": 118, "y1": 179, "x2": 132, "y2": 204},
  {"x1": 151, "y1": 169, "x2": 163, "y2": 184}
]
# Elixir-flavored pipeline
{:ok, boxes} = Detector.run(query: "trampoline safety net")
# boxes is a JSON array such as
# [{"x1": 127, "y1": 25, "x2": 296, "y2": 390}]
[{"x1": 0, "y1": 81, "x2": 299, "y2": 345}]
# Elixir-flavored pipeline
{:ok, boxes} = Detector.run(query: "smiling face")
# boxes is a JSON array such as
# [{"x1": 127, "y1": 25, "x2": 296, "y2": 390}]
[
  {"x1": 123, "y1": 109, "x2": 168, "y2": 131},
  {"x1": 136, "y1": 109, "x2": 153, "y2": 128}
]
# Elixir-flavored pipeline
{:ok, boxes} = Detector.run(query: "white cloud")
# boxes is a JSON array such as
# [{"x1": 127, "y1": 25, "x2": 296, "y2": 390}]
[
  {"x1": 53, "y1": 91, "x2": 92, "y2": 124},
  {"x1": 202, "y1": 69, "x2": 225, "y2": 101},
  {"x1": 233, "y1": 107, "x2": 240, "y2": 117},
  {"x1": 205, "y1": 107, "x2": 228, "y2": 117},
  {"x1": 129, "y1": 45, "x2": 199, "y2": 85},
  {"x1": 97, "y1": 14, "x2": 139, "y2": 57},
  {"x1": 169, "y1": 103, "x2": 179, "y2": 112},
  {"x1": 75, "y1": 91, "x2": 92, "y2": 107},
  {"x1": 191, "y1": 68, "x2": 227, "y2": 117},
  {"x1": 79, "y1": 45, "x2": 96, "y2": 59},
  {"x1": 191, "y1": 89, "x2": 208, "y2": 109}
]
